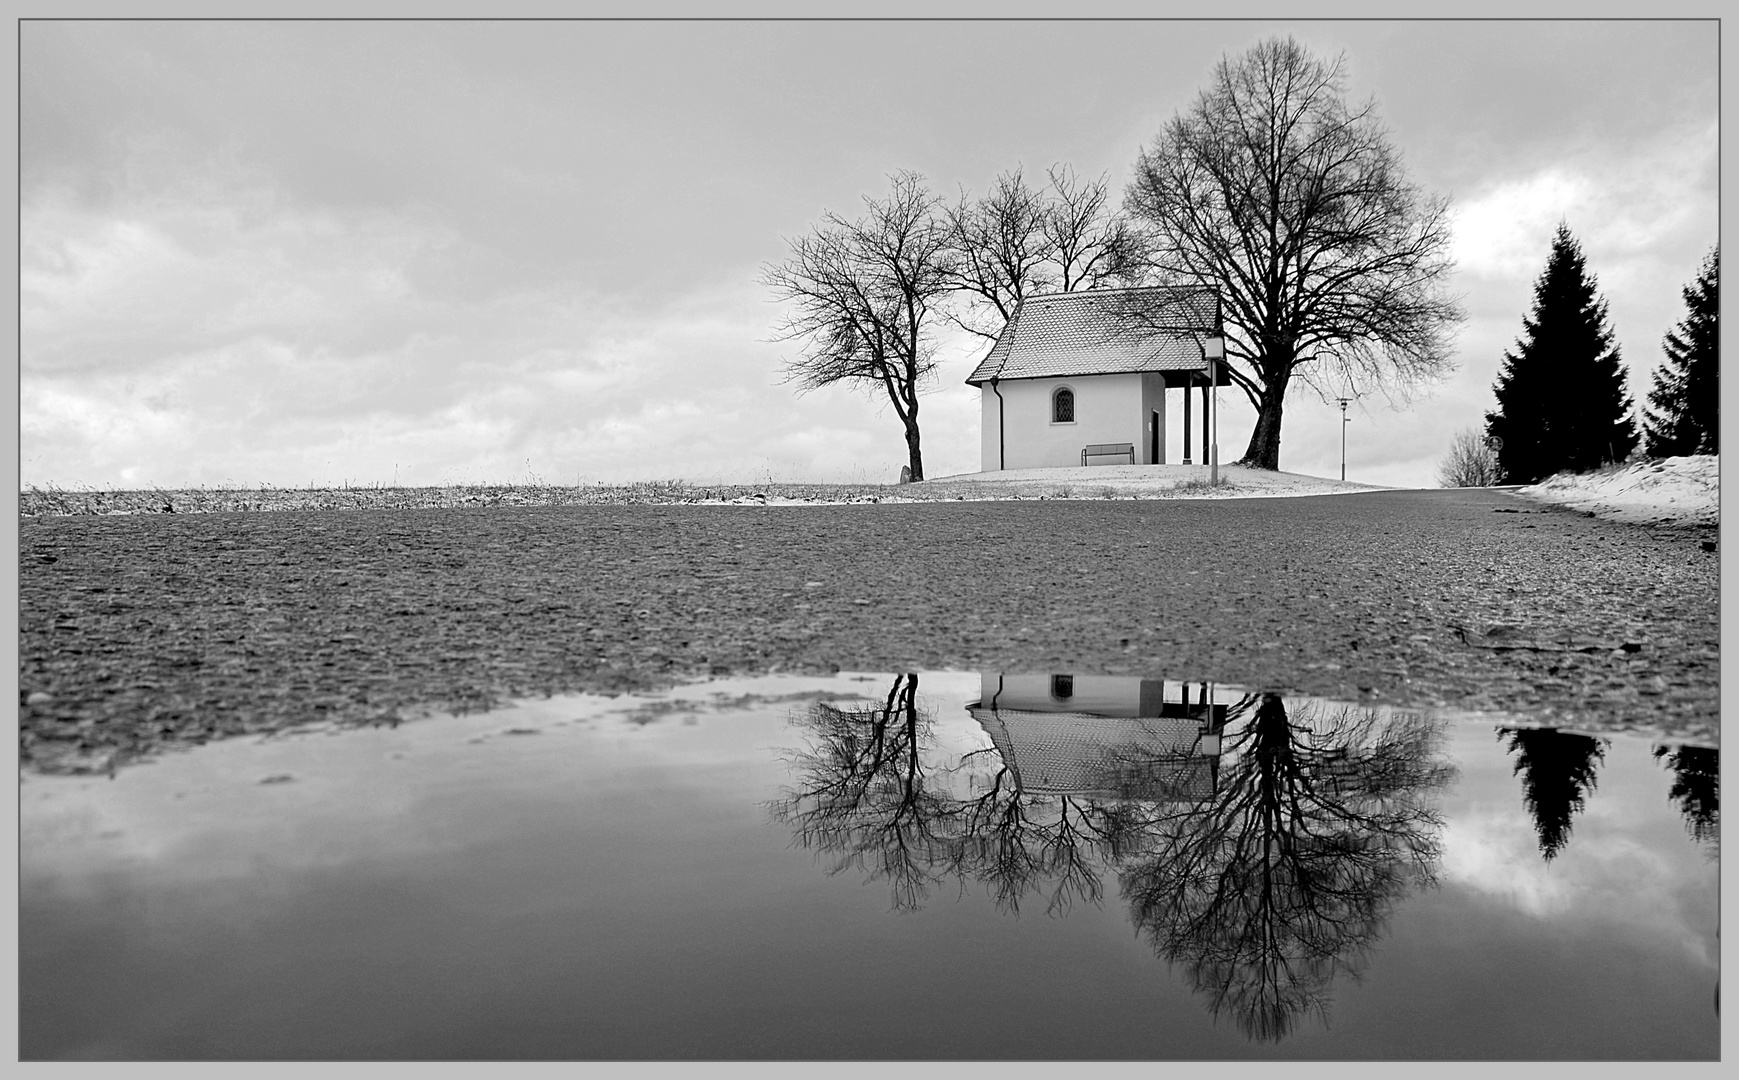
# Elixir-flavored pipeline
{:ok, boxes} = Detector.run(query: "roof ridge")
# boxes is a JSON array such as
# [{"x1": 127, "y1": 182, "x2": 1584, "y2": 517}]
[{"x1": 1023, "y1": 284, "x2": 1216, "y2": 301}]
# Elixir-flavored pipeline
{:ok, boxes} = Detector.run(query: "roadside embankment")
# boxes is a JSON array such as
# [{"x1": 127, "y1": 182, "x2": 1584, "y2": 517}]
[{"x1": 1514, "y1": 454, "x2": 1718, "y2": 528}]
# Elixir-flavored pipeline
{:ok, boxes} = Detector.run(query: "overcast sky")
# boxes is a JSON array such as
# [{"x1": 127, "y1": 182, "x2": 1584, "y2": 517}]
[{"x1": 19, "y1": 19, "x2": 1719, "y2": 490}]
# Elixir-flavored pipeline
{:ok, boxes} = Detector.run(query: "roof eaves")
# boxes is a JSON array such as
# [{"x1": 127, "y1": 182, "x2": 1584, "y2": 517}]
[{"x1": 963, "y1": 303, "x2": 1025, "y2": 386}]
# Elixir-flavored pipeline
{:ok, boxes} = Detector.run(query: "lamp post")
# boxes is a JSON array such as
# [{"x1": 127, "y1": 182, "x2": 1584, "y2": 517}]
[
  {"x1": 1335, "y1": 394, "x2": 1353, "y2": 481},
  {"x1": 1203, "y1": 335, "x2": 1224, "y2": 485}
]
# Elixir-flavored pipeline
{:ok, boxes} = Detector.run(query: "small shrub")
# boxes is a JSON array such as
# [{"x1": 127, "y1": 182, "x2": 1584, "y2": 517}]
[
  {"x1": 1437, "y1": 427, "x2": 1504, "y2": 487},
  {"x1": 1169, "y1": 477, "x2": 1234, "y2": 495}
]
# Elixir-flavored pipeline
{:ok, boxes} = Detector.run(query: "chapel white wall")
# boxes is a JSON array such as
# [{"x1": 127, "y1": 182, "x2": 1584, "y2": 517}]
[{"x1": 982, "y1": 374, "x2": 1146, "y2": 471}]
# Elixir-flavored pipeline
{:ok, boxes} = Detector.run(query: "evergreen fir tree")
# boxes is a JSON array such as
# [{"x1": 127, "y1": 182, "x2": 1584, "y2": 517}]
[
  {"x1": 1486, "y1": 224, "x2": 1639, "y2": 483},
  {"x1": 1644, "y1": 246, "x2": 1719, "y2": 457}
]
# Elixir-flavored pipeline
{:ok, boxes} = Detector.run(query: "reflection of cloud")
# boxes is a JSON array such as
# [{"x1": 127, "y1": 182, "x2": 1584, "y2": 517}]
[
  {"x1": 1440, "y1": 814, "x2": 1574, "y2": 916},
  {"x1": 1441, "y1": 810, "x2": 1716, "y2": 970}
]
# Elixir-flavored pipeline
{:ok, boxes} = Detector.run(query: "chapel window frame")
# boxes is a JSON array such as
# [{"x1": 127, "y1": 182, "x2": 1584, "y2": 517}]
[{"x1": 1052, "y1": 386, "x2": 1076, "y2": 424}]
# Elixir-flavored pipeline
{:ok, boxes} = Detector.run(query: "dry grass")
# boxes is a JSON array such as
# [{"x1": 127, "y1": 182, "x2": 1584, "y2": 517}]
[
  {"x1": 17, "y1": 479, "x2": 945, "y2": 516},
  {"x1": 1167, "y1": 477, "x2": 1235, "y2": 495},
  {"x1": 19, "y1": 473, "x2": 1249, "y2": 517}
]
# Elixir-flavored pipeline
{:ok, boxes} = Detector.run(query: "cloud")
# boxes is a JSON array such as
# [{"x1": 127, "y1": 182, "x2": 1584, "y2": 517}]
[
  {"x1": 19, "y1": 23, "x2": 1716, "y2": 492},
  {"x1": 1449, "y1": 120, "x2": 1717, "y2": 287},
  {"x1": 20, "y1": 168, "x2": 959, "y2": 488}
]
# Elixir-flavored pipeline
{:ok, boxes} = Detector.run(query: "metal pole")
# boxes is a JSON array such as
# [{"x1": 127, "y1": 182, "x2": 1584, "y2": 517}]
[
  {"x1": 1210, "y1": 358, "x2": 1219, "y2": 486},
  {"x1": 1337, "y1": 398, "x2": 1350, "y2": 481}
]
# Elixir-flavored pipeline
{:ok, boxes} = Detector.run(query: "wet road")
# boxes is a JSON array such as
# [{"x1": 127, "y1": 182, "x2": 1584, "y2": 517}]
[{"x1": 17, "y1": 487, "x2": 1720, "y2": 770}]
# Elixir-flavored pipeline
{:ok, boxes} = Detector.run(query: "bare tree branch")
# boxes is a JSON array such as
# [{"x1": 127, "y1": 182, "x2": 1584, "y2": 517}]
[
  {"x1": 946, "y1": 165, "x2": 1150, "y2": 341},
  {"x1": 1125, "y1": 36, "x2": 1465, "y2": 469},
  {"x1": 762, "y1": 172, "x2": 954, "y2": 481}
]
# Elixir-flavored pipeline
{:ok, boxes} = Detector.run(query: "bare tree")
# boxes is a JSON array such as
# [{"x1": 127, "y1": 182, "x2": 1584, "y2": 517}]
[
  {"x1": 1125, "y1": 37, "x2": 1464, "y2": 470},
  {"x1": 946, "y1": 165, "x2": 1146, "y2": 340},
  {"x1": 1436, "y1": 426, "x2": 1503, "y2": 488},
  {"x1": 944, "y1": 167, "x2": 1053, "y2": 340},
  {"x1": 1043, "y1": 164, "x2": 1147, "y2": 293},
  {"x1": 763, "y1": 172, "x2": 954, "y2": 481}
]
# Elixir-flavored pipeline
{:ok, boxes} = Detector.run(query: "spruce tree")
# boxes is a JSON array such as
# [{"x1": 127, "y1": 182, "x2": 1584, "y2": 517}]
[
  {"x1": 1486, "y1": 224, "x2": 1639, "y2": 483},
  {"x1": 1644, "y1": 246, "x2": 1719, "y2": 457}
]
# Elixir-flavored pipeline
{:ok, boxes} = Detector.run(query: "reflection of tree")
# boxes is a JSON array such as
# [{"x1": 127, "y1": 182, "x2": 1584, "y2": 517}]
[
  {"x1": 1120, "y1": 694, "x2": 1454, "y2": 1042},
  {"x1": 1654, "y1": 744, "x2": 1719, "y2": 852},
  {"x1": 1500, "y1": 727, "x2": 1608, "y2": 862},
  {"x1": 769, "y1": 673, "x2": 954, "y2": 911},
  {"x1": 771, "y1": 673, "x2": 1151, "y2": 914},
  {"x1": 772, "y1": 677, "x2": 1455, "y2": 1042},
  {"x1": 951, "y1": 774, "x2": 1157, "y2": 917}
]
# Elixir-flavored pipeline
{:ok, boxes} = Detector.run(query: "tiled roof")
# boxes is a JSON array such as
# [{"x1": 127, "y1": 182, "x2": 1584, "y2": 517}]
[
  {"x1": 964, "y1": 286, "x2": 1220, "y2": 385},
  {"x1": 967, "y1": 707, "x2": 1216, "y2": 799}
]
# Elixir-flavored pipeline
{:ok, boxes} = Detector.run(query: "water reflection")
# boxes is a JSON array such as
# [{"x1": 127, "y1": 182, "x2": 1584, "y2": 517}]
[
  {"x1": 771, "y1": 673, "x2": 955, "y2": 911},
  {"x1": 19, "y1": 671, "x2": 1720, "y2": 1059},
  {"x1": 772, "y1": 672, "x2": 1456, "y2": 1041},
  {"x1": 1498, "y1": 727, "x2": 1608, "y2": 862},
  {"x1": 1654, "y1": 744, "x2": 1719, "y2": 854},
  {"x1": 1121, "y1": 693, "x2": 1453, "y2": 1042}
]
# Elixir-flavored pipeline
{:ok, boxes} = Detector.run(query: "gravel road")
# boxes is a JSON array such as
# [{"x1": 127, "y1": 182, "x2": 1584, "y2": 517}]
[{"x1": 17, "y1": 488, "x2": 1719, "y2": 772}]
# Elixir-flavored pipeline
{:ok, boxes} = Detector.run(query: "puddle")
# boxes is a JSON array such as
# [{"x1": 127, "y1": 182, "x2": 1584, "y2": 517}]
[{"x1": 19, "y1": 672, "x2": 1718, "y2": 1060}]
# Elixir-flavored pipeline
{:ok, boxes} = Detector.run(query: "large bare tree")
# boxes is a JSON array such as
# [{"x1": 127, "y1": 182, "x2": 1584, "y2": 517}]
[
  {"x1": 763, "y1": 172, "x2": 954, "y2": 481},
  {"x1": 946, "y1": 164, "x2": 1146, "y2": 341},
  {"x1": 1126, "y1": 37, "x2": 1464, "y2": 470}
]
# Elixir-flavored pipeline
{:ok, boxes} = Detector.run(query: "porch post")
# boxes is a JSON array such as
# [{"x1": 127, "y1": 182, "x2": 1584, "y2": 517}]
[
  {"x1": 1181, "y1": 375, "x2": 1193, "y2": 465},
  {"x1": 1200, "y1": 380, "x2": 1210, "y2": 464}
]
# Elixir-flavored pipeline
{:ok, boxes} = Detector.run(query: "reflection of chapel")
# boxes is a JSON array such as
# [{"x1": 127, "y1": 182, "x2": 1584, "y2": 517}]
[
  {"x1": 967, "y1": 673, "x2": 1231, "y2": 801},
  {"x1": 966, "y1": 286, "x2": 1230, "y2": 472}
]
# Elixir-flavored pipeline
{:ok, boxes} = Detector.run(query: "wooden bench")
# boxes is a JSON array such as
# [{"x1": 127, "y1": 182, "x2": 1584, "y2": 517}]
[{"x1": 1082, "y1": 442, "x2": 1136, "y2": 466}]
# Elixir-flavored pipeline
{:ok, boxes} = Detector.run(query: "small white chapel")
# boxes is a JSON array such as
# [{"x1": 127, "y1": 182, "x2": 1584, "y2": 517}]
[{"x1": 965, "y1": 285, "x2": 1230, "y2": 472}]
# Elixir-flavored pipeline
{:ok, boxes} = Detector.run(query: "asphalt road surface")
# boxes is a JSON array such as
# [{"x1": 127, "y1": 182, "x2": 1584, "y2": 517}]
[{"x1": 17, "y1": 487, "x2": 1719, "y2": 771}]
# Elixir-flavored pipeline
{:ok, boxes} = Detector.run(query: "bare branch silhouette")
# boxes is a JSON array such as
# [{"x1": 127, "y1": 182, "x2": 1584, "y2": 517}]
[{"x1": 1120, "y1": 695, "x2": 1454, "y2": 1041}]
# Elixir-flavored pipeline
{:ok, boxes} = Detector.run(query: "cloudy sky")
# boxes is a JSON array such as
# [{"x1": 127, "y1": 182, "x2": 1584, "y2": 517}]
[{"x1": 19, "y1": 19, "x2": 1719, "y2": 490}]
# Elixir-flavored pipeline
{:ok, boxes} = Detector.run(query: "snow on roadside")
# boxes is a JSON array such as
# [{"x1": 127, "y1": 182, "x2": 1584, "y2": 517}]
[
  {"x1": 914, "y1": 463, "x2": 1388, "y2": 500},
  {"x1": 1515, "y1": 455, "x2": 1718, "y2": 527}
]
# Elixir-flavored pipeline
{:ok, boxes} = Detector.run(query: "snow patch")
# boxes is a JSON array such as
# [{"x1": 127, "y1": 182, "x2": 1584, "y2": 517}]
[{"x1": 1516, "y1": 455, "x2": 1718, "y2": 527}]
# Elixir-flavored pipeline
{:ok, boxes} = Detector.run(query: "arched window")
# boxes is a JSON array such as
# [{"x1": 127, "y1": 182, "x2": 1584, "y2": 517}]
[{"x1": 1052, "y1": 387, "x2": 1075, "y2": 423}]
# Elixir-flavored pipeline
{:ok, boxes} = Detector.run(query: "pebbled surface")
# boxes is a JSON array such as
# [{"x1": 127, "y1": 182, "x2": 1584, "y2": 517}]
[{"x1": 17, "y1": 488, "x2": 1719, "y2": 772}]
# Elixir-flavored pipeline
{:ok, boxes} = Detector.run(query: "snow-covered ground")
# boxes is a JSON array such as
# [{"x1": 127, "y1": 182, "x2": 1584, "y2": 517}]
[
  {"x1": 916, "y1": 463, "x2": 1386, "y2": 500},
  {"x1": 1515, "y1": 455, "x2": 1718, "y2": 527},
  {"x1": 692, "y1": 456, "x2": 1720, "y2": 525}
]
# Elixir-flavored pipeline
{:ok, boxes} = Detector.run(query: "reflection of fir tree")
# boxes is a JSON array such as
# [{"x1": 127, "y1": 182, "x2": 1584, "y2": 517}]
[
  {"x1": 1500, "y1": 727, "x2": 1607, "y2": 862},
  {"x1": 1654, "y1": 745, "x2": 1719, "y2": 849}
]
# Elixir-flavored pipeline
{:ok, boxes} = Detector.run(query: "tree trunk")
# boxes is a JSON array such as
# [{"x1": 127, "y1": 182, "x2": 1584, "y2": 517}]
[
  {"x1": 904, "y1": 413, "x2": 925, "y2": 482},
  {"x1": 1239, "y1": 371, "x2": 1290, "y2": 470}
]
